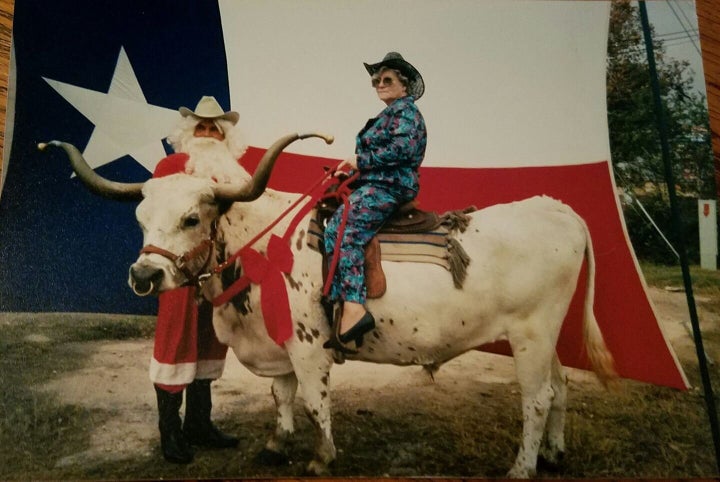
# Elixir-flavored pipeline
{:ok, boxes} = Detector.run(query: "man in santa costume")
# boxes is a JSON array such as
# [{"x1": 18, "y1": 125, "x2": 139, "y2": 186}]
[{"x1": 150, "y1": 96, "x2": 248, "y2": 463}]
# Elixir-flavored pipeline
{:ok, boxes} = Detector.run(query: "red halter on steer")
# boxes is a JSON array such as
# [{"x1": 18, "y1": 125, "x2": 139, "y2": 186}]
[{"x1": 134, "y1": 221, "x2": 218, "y2": 294}]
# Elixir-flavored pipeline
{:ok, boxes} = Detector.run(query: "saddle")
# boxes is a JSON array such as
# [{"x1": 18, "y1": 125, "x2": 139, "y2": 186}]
[
  {"x1": 308, "y1": 191, "x2": 474, "y2": 299},
  {"x1": 355, "y1": 201, "x2": 442, "y2": 298}
]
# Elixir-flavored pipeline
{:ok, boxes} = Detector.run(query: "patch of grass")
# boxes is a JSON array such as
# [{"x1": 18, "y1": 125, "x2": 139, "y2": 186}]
[
  {"x1": 0, "y1": 313, "x2": 155, "y2": 479},
  {"x1": 640, "y1": 262, "x2": 720, "y2": 316},
  {"x1": 566, "y1": 381, "x2": 716, "y2": 478},
  {"x1": 640, "y1": 262, "x2": 720, "y2": 296},
  {"x1": 0, "y1": 312, "x2": 155, "y2": 344}
]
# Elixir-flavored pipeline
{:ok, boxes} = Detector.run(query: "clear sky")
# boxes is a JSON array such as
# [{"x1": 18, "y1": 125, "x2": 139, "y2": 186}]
[{"x1": 644, "y1": 0, "x2": 707, "y2": 96}]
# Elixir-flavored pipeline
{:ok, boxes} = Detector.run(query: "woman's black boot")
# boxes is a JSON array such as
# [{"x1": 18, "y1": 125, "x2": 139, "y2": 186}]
[
  {"x1": 183, "y1": 379, "x2": 239, "y2": 448},
  {"x1": 154, "y1": 385, "x2": 194, "y2": 464}
]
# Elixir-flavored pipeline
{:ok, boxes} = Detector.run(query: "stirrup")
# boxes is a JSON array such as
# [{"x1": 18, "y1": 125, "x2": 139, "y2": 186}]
[{"x1": 323, "y1": 319, "x2": 359, "y2": 355}]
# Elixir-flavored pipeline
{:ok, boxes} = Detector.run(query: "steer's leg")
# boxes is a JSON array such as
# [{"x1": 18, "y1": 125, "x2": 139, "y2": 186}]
[
  {"x1": 507, "y1": 336, "x2": 555, "y2": 478},
  {"x1": 256, "y1": 372, "x2": 298, "y2": 465},
  {"x1": 294, "y1": 360, "x2": 336, "y2": 475},
  {"x1": 538, "y1": 353, "x2": 567, "y2": 469}
]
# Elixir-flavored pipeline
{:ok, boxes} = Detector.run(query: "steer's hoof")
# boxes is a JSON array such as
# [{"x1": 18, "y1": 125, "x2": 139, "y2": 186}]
[
  {"x1": 506, "y1": 465, "x2": 535, "y2": 479},
  {"x1": 537, "y1": 451, "x2": 564, "y2": 472},
  {"x1": 255, "y1": 447, "x2": 289, "y2": 466},
  {"x1": 305, "y1": 459, "x2": 331, "y2": 476}
]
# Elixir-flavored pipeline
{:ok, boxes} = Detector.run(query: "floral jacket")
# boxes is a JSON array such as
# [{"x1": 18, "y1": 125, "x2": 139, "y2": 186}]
[{"x1": 354, "y1": 96, "x2": 427, "y2": 196}]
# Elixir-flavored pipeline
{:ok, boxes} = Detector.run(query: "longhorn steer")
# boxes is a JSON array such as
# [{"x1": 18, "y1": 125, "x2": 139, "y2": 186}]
[{"x1": 41, "y1": 134, "x2": 616, "y2": 478}]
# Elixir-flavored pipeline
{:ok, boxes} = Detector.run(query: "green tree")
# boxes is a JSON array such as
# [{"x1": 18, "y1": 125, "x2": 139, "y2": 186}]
[
  {"x1": 607, "y1": 0, "x2": 715, "y2": 199},
  {"x1": 607, "y1": 0, "x2": 716, "y2": 264}
]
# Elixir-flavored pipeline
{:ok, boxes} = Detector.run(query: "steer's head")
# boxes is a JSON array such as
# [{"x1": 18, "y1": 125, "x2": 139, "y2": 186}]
[
  {"x1": 39, "y1": 132, "x2": 333, "y2": 296},
  {"x1": 129, "y1": 175, "x2": 221, "y2": 294}
]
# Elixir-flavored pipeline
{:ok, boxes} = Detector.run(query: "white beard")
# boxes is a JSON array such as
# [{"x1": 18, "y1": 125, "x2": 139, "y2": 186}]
[{"x1": 183, "y1": 137, "x2": 252, "y2": 184}]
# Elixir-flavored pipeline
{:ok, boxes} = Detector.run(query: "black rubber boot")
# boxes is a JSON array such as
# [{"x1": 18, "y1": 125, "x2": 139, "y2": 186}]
[
  {"x1": 154, "y1": 385, "x2": 194, "y2": 464},
  {"x1": 183, "y1": 379, "x2": 239, "y2": 448}
]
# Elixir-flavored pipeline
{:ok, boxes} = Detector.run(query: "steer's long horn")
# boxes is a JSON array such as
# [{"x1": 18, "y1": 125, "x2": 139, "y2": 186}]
[
  {"x1": 213, "y1": 132, "x2": 334, "y2": 203},
  {"x1": 38, "y1": 141, "x2": 144, "y2": 201}
]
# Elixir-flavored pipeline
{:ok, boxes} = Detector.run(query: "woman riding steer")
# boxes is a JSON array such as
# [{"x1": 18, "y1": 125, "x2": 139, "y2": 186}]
[{"x1": 323, "y1": 52, "x2": 427, "y2": 353}]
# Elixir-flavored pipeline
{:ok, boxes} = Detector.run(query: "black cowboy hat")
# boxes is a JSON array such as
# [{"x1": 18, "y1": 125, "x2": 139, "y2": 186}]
[{"x1": 363, "y1": 52, "x2": 425, "y2": 100}]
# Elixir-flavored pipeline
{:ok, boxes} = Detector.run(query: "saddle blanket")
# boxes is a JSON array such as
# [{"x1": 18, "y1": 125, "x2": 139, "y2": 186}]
[{"x1": 306, "y1": 212, "x2": 454, "y2": 271}]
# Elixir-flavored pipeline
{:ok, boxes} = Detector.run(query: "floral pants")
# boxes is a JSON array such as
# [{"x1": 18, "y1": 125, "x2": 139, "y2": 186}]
[{"x1": 324, "y1": 183, "x2": 414, "y2": 304}]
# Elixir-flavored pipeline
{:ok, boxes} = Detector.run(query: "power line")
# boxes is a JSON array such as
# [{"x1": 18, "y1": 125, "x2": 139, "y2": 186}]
[
  {"x1": 659, "y1": 34, "x2": 699, "y2": 45},
  {"x1": 664, "y1": 37, "x2": 703, "y2": 49},
  {"x1": 664, "y1": 0, "x2": 703, "y2": 56},
  {"x1": 655, "y1": 30, "x2": 699, "y2": 40}
]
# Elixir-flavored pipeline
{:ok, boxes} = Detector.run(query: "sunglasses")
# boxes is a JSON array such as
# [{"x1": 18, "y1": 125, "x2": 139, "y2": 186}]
[{"x1": 371, "y1": 76, "x2": 395, "y2": 88}]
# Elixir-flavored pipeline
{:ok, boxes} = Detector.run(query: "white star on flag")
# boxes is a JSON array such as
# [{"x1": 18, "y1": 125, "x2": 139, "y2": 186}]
[{"x1": 43, "y1": 47, "x2": 178, "y2": 175}]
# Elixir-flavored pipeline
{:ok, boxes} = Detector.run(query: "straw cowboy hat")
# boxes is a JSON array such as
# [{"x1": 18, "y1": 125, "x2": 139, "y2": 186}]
[
  {"x1": 363, "y1": 52, "x2": 425, "y2": 100},
  {"x1": 179, "y1": 96, "x2": 239, "y2": 125}
]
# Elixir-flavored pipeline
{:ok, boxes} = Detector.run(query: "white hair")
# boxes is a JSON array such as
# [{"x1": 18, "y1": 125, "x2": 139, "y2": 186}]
[
  {"x1": 166, "y1": 116, "x2": 247, "y2": 161},
  {"x1": 166, "y1": 115, "x2": 251, "y2": 184}
]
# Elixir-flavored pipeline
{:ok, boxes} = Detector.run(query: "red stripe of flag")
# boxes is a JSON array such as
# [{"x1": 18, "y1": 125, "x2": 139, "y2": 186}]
[{"x1": 240, "y1": 148, "x2": 687, "y2": 390}]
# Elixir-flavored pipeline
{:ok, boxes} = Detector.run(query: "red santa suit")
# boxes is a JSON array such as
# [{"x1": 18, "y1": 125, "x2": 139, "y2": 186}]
[{"x1": 148, "y1": 153, "x2": 228, "y2": 393}]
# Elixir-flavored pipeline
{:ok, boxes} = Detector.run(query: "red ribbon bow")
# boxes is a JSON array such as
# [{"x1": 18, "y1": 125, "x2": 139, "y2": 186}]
[
  {"x1": 213, "y1": 234, "x2": 294, "y2": 345},
  {"x1": 240, "y1": 234, "x2": 294, "y2": 344},
  {"x1": 211, "y1": 163, "x2": 346, "y2": 346}
]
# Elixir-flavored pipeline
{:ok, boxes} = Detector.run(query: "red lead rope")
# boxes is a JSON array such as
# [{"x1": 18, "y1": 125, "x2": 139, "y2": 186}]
[
  {"x1": 320, "y1": 172, "x2": 358, "y2": 297},
  {"x1": 210, "y1": 164, "x2": 357, "y2": 344}
]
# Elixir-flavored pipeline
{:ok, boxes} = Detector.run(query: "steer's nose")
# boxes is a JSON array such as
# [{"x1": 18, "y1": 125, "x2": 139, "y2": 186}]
[{"x1": 128, "y1": 264, "x2": 164, "y2": 296}]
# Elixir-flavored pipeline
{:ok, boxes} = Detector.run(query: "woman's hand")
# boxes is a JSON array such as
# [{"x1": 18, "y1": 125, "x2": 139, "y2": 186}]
[{"x1": 334, "y1": 155, "x2": 358, "y2": 177}]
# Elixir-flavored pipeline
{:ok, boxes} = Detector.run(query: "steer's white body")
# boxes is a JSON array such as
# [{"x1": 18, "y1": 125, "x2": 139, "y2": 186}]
[{"x1": 131, "y1": 174, "x2": 615, "y2": 478}]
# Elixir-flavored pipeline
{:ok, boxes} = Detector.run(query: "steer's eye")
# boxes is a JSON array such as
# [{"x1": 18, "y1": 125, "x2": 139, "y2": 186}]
[{"x1": 182, "y1": 216, "x2": 200, "y2": 229}]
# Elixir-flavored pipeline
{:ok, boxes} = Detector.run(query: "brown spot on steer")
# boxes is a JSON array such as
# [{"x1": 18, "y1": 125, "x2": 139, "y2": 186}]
[{"x1": 285, "y1": 274, "x2": 301, "y2": 292}]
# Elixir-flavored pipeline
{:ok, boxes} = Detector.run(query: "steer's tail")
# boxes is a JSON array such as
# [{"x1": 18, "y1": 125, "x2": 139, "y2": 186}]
[{"x1": 575, "y1": 211, "x2": 618, "y2": 388}]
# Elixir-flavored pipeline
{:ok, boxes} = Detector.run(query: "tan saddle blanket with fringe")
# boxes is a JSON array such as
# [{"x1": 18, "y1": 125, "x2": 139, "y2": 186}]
[{"x1": 306, "y1": 202, "x2": 475, "y2": 298}]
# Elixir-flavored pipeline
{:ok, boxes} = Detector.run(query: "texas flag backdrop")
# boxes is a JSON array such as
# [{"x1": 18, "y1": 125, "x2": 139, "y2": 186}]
[{"x1": 1, "y1": 0, "x2": 688, "y2": 389}]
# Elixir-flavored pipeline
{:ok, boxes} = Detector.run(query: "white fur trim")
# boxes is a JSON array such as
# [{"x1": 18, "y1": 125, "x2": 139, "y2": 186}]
[{"x1": 149, "y1": 357, "x2": 197, "y2": 385}]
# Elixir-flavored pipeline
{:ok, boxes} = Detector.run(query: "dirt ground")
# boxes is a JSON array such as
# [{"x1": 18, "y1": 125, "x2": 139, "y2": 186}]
[{"x1": 11, "y1": 286, "x2": 720, "y2": 478}]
